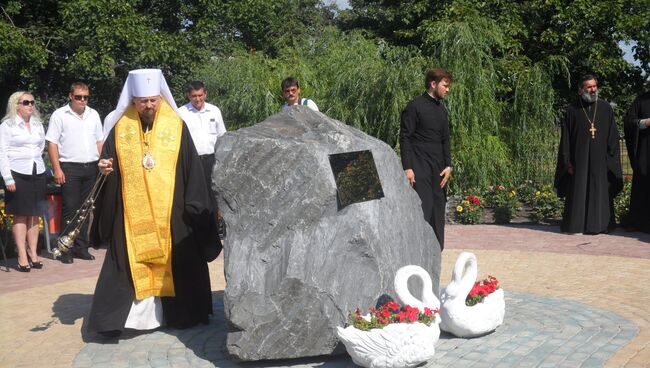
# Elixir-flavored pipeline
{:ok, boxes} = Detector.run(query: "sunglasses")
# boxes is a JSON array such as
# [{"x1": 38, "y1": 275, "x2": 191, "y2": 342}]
[
  {"x1": 73, "y1": 95, "x2": 89, "y2": 101},
  {"x1": 18, "y1": 100, "x2": 35, "y2": 106}
]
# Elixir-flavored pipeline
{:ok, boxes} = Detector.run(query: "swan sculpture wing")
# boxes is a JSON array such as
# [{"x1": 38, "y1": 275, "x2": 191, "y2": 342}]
[
  {"x1": 337, "y1": 320, "x2": 439, "y2": 368},
  {"x1": 440, "y1": 251, "x2": 505, "y2": 337}
]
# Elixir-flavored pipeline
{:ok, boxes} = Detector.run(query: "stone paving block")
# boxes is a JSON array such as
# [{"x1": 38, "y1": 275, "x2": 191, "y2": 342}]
[
  {"x1": 150, "y1": 358, "x2": 171, "y2": 367},
  {"x1": 3, "y1": 226, "x2": 649, "y2": 368}
]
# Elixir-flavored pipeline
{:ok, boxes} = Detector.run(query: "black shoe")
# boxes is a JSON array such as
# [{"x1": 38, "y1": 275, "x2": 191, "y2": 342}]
[
  {"x1": 27, "y1": 255, "x2": 43, "y2": 269},
  {"x1": 73, "y1": 248, "x2": 95, "y2": 260},
  {"x1": 60, "y1": 252, "x2": 74, "y2": 264},
  {"x1": 17, "y1": 263, "x2": 31, "y2": 272}
]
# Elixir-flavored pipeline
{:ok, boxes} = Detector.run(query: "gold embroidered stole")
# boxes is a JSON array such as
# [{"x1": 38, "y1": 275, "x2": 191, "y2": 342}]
[{"x1": 115, "y1": 100, "x2": 182, "y2": 299}]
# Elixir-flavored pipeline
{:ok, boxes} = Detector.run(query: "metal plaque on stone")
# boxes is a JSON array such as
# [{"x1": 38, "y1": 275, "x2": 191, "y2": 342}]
[{"x1": 329, "y1": 150, "x2": 384, "y2": 209}]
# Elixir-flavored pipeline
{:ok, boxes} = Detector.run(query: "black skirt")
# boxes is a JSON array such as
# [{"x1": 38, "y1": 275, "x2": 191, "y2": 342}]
[{"x1": 5, "y1": 170, "x2": 46, "y2": 216}]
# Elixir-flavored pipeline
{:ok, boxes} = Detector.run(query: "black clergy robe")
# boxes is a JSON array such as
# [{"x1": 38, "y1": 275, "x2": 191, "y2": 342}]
[
  {"x1": 400, "y1": 92, "x2": 451, "y2": 250},
  {"x1": 87, "y1": 123, "x2": 221, "y2": 334},
  {"x1": 554, "y1": 98, "x2": 623, "y2": 234},
  {"x1": 623, "y1": 91, "x2": 650, "y2": 232}
]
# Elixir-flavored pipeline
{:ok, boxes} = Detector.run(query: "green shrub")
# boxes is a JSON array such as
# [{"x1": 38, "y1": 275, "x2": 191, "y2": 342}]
[
  {"x1": 484, "y1": 185, "x2": 519, "y2": 224},
  {"x1": 528, "y1": 185, "x2": 564, "y2": 223},
  {"x1": 614, "y1": 176, "x2": 632, "y2": 224}
]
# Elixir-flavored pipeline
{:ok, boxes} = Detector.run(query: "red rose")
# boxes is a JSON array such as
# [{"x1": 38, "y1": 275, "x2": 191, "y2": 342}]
[{"x1": 386, "y1": 301, "x2": 399, "y2": 311}]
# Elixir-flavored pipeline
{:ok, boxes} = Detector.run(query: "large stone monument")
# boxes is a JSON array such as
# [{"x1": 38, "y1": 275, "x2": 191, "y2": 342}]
[{"x1": 213, "y1": 107, "x2": 441, "y2": 361}]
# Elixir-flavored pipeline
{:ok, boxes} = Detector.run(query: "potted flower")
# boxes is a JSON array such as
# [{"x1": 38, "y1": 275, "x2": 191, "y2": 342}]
[
  {"x1": 337, "y1": 301, "x2": 441, "y2": 368},
  {"x1": 466, "y1": 275, "x2": 500, "y2": 306},
  {"x1": 440, "y1": 252, "x2": 505, "y2": 338},
  {"x1": 455, "y1": 195, "x2": 482, "y2": 224}
]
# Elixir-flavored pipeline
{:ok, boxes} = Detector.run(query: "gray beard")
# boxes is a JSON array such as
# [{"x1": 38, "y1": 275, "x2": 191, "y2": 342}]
[{"x1": 581, "y1": 91, "x2": 598, "y2": 103}]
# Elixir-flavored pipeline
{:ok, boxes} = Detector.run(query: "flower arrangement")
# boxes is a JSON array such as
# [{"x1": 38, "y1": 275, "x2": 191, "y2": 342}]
[
  {"x1": 528, "y1": 184, "x2": 563, "y2": 223},
  {"x1": 465, "y1": 275, "x2": 500, "y2": 306},
  {"x1": 348, "y1": 301, "x2": 439, "y2": 331},
  {"x1": 455, "y1": 195, "x2": 482, "y2": 224},
  {"x1": 485, "y1": 185, "x2": 519, "y2": 224}
]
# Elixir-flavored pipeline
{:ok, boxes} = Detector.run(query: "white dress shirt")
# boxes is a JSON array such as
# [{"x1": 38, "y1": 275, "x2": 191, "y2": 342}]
[
  {"x1": 280, "y1": 98, "x2": 319, "y2": 112},
  {"x1": 46, "y1": 104, "x2": 103, "y2": 162},
  {"x1": 0, "y1": 116, "x2": 46, "y2": 185},
  {"x1": 178, "y1": 102, "x2": 226, "y2": 156}
]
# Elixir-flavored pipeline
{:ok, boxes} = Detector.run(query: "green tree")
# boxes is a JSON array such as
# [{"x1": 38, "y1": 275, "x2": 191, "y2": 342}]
[
  {"x1": 341, "y1": 0, "x2": 650, "y2": 108},
  {"x1": 197, "y1": 27, "x2": 427, "y2": 146},
  {"x1": 0, "y1": 0, "x2": 336, "y2": 117}
]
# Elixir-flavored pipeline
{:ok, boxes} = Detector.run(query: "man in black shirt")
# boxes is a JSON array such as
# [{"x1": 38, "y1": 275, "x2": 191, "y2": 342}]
[
  {"x1": 623, "y1": 89, "x2": 650, "y2": 232},
  {"x1": 400, "y1": 68, "x2": 453, "y2": 250}
]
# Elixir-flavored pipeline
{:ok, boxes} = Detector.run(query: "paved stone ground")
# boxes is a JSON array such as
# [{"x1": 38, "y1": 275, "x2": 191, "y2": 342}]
[
  {"x1": 1, "y1": 224, "x2": 649, "y2": 368},
  {"x1": 72, "y1": 292, "x2": 638, "y2": 368}
]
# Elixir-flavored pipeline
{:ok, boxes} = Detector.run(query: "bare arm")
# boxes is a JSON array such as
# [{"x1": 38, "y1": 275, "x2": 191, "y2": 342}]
[{"x1": 48, "y1": 142, "x2": 65, "y2": 184}]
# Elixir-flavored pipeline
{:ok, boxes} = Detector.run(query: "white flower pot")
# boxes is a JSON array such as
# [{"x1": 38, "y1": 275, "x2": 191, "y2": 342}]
[
  {"x1": 336, "y1": 320, "x2": 440, "y2": 368},
  {"x1": 440, "y1": 252, "x2": 505, "y2": 338}
]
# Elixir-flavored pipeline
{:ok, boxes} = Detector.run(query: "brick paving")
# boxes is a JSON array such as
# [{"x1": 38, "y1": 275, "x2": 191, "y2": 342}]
[{"x1": 0, "y1": 224, "x2": 649, "y2": 368}]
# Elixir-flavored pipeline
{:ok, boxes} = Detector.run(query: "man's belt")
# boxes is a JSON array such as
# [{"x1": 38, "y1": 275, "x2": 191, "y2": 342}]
[{"x1": 60, "y1": 161, "x2": 99, "y2": 167}]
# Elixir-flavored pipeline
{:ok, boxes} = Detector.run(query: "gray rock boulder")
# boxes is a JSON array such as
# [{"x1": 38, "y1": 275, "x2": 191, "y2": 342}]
[{"x1": 212, "y1": 107, "x2": 441, "y2": 361}]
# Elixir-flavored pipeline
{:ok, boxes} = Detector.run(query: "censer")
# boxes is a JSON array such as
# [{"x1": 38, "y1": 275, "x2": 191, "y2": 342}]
[{"x1": 52, "y1": 173, "x2": 108, "y2": 257}]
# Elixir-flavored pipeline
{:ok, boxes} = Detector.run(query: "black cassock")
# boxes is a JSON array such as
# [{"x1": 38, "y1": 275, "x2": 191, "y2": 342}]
[
  {"x1": 554, "y1": 98, "x2": 623, "y2": 234},
  {"x1": 87, "y1": 123, "x2": 221, "y2": 334},
  {"x1": 400, "y1": 92, "x2": 451, "y2": 250},
  {"x1": 623, "y1": 91, "x2": 650, "y2": 232}
]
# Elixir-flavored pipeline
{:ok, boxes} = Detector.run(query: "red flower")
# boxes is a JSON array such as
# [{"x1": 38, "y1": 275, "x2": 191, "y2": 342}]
[
  {"x1": 408, "y1": 311, "x2": 418, "y2": 322},
  {"x1": 385, "y1": 301, "x2": 399, "y2": 311},
  {"x1": 469, "y1": 195, "x2": 480, "y2": 205}
]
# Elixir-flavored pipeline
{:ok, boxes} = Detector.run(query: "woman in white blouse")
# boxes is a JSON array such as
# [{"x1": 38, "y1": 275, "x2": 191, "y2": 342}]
[{"x1": 0, "y1": 91, "x2": 47, "y2": 272}]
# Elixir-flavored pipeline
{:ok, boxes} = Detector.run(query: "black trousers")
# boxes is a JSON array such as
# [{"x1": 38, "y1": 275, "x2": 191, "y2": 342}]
[
  {"x1": 60, "y1": 161, "x2": 98, "y2": 250},
  {"x1": 199, "y1": 154, "x2": 218, "y2": 212},
  {"x1": 629, "y1": 172, "x2": 650, "y2": 231},
  {"x1": 413, "y1": 173, "x2": 446, "y2": 251}
]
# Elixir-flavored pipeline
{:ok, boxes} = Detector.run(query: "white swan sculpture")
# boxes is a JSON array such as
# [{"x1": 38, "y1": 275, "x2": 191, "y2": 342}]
[
  {"x1": 439, "y1": 252, "x2": 505, "y2": 337},
  {"x1": 336, "y1": 265, "x2": 441, "y2": 368}
]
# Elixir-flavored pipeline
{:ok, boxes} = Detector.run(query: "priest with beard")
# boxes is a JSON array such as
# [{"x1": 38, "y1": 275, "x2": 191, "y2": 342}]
[
  {"x1": 87, "y1": 69, "x2": 221, "y2": 336},
  {"x1": 623, "y1": 88, "x2": 650, "y2": 232},
  {"x1": 554, "y1": 74, "x2": 623, "y2": 234}
]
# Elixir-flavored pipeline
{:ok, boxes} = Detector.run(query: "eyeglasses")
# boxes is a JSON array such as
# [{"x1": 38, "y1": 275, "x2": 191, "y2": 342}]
[
  {"x1": 73, "y1": 95, "x2": 89, "y2": 101},
  {"x1": 18, "y1": 100, "x2": 35, "y2": 106}
]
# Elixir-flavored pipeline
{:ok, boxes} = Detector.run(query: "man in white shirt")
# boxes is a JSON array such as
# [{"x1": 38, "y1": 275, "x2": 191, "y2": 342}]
[
  {"x1": 280, "y1": 77, "x2": 319, "y2": 112},
  {"x1": 46, "y1": 82, "x2": 103, "y2": 263},
  {"x1": 178, "y1": 81, "x2": 227, "y2": 233}
]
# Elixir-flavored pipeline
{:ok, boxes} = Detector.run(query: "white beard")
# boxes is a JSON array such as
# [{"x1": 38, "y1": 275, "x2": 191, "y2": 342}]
[{"x1": 581, "y1": 91, "x2": 598, "y2": 103}]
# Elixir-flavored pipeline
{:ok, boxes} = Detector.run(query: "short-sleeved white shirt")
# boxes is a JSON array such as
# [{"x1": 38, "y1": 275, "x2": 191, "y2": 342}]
[
  {"x1": 45, "y1": 104, "x2": 103, "y2": 163},
  {"x1": 0, "y1": 116, "x2": 46, "y2": 185},
  {"x1": 280, "y1": 98, "x2": 319, "y2": 112},
  {"x1": 178, "y1": 102, "x2": 226, "y2": 156}
]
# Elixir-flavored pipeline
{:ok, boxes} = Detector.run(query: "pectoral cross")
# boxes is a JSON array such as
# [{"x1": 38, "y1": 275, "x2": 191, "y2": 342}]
[{"x1": 589, "y1": 124, "x2": 596, "y2": 139}]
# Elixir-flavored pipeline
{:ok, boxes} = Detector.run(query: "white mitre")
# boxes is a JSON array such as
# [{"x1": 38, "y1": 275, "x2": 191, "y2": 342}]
[{"x1": 103, "y1": 68, "x2": 181, "y2": 139}]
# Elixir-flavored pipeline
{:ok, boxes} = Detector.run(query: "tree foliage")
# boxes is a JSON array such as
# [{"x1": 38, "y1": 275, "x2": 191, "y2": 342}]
[
  {"x1": 341, "y1": 0, "x2": 650, "y2": 108},
  {"x1": 1, "y1": 0, "x2": 648, "y2": 189},
  {"x1": 197, "y1": 27, "x2": 427, "y2": 148}
]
